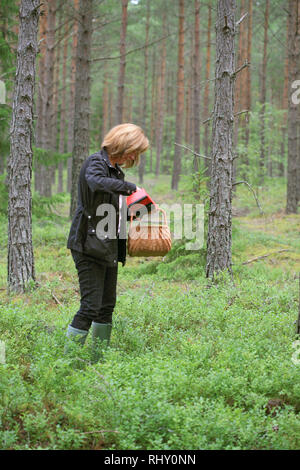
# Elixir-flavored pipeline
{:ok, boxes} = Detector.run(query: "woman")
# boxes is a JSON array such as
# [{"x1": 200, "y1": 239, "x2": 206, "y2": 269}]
[{"x1": 65, "y1": 123, "x2": 149, "y2": 362}]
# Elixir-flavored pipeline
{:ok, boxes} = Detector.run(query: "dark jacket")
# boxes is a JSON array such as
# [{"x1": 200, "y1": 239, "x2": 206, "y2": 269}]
[{"x1": 67, "y1": 148, "x2": 137, "y2": 266}]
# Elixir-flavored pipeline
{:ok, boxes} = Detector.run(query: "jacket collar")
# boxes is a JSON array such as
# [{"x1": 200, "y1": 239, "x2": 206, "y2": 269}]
[{"x1": 101, "y1": 147, "x2": 124, "y2": 176}]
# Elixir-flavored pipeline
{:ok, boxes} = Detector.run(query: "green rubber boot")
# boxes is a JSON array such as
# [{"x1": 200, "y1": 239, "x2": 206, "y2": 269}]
[
  {"x1": 91, "y1": 322, "x2": 112, "y2": 363},
  {"x1": 64, "y1": 325, "x2": 89, "y2": 355}
]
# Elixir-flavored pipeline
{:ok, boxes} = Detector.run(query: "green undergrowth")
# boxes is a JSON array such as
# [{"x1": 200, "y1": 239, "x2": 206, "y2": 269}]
[{"x1": 0, "y1": 177, "x2": 299, "y2": 449}]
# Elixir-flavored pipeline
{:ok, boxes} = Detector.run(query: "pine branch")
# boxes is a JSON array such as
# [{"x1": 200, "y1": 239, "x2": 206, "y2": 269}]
[
  {"x1": 174, "y1": 142, "x2": 211, "y2": 160},
  {"x1": 92, "y1": 31, "x2": 178, "y2": 62},
  {"x1": 232, "y1": 180, "x2": 264, "y2": 215}
]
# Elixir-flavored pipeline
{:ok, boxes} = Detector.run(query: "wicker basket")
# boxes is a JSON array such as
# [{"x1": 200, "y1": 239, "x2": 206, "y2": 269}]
[{"x1": 127, "y1": 207, "x2": 172, "y2": 257}]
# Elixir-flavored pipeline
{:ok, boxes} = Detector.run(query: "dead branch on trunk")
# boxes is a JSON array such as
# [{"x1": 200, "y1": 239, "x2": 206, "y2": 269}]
[
  {"x1": 232, "y1": 180, "x2": 264, "y2": 215},
  {"x1": 174, "y1": 142, "x2": 211, "y2": 160}
]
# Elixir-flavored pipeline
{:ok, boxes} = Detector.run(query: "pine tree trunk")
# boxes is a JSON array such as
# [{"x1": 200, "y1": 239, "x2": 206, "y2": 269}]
[
  {"x1": 116, "y1": 0, "x2": 129, "y2": 125},
  {"x1": 40, "y1": 0, "x2": 56, "y2": 197},
  {"x1": 206, "y1": 0, "x2": 236, "y2": 281},
  {"x1": 108, "y1": 85, "x2": 114, "y2": 130},
  {"x1": 7, "y1": 0, "x2": 40, "y2": 293},
  {"x1": 203, "y1": 0, "x2": 212, "y2": 175},
  {"x1": 185, "y1": 57, "x2": 192, "y2": 158},
  {"x1": 193, "y1": 0, "x2": 201, "y2": 172},
  {"x1": 237, "y1": 0, "x2": 249, "y2": 172},
  {"x1": 70, "y1": 0, "x2": 93, "y2": 218},
  {"x1": 67, "y1": 0, "x2": 79, "y2": 193},
  {"x1": 138, "y1": 0, "x2": 150, "y2": 184},
  {"x1": 150, "y1": 49, "x2": 157, "y2": 174},
  {"x1": 259, "y1": 0, "x2": 269, "y2": 184},
  {"x1": 298, "y1": 101, "x2": 300, "y2": 201},
  {"x1": 233, "y1": 0, "x2": 244, "y2": 149},
  {"x1": 171, "y1": 0, "x2": 185, "y2": 191},
  {"x1": 244, "y1": 0, "x2": 253, "y2": 147},
  {"x1": 51, "y1": 13, "x2": 61, "y2": 190},
  {"x1": 34, "y1": 7, "x2": 46, "y2": 194},
  {"x1": 297, "y1": 1, "x2": 300, "y2": 203},
  {"x1": 58, "y1": 20, "x2": 69, "y2": 193},
  {"x1": 164, "y1": 68, "x2": 174, "y2": 173},
  {"x1": 102, "y1": 64, "x2": 109, "y2": 141},
  {"x1": 124, "y1": 91, "x2": 132, "y2": 123},
  {"x1": 155, "y1": 11, "x2": 167, "y2": 177},
  {"x1": 280, "y1": 15, "x2": 289, "y2": 178},
  {"x1": 286, "y1": 0, "x2": 300, "y2": 214}
]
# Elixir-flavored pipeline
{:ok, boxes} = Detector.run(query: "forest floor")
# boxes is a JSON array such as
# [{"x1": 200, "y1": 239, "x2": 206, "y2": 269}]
[{"x1": 0, "y1": 174, "x2": 299, "y2": 450}]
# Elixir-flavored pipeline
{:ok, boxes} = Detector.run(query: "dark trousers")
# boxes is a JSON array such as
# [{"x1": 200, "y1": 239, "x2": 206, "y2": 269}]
[{"x1": 70, "y1": 250, "x2": 118, "y2": 331}]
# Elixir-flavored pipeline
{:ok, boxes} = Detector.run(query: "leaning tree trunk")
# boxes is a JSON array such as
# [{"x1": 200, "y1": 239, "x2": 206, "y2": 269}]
[
  {"x1": 286, "y1": 0, "x2": 300, "y2": 214},
  {"x1": 206, "y1": 0, "x2": 236, "y2": 281},
  {"x1": 7, "y1": 0, "x2": 40, "y2": 294},
  {"x1": 70, "y1": 0, "x2": 93, "y2": 218}
]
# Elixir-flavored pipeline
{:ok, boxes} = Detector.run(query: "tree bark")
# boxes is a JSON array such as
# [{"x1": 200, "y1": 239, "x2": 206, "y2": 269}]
[
  {"x1": 7, "y1": 0, "x2": 40, "y2": 293},
  {"x1": 102, "y1": 64, "x2": 109, "y2": 141},
  {"x1": 116, "y1": 0, "x2": 129, "y2": 125},
  {"x1": 286, "y1": 0, "x2": 300, "y2": 214},
  {"x1": 164, "y1": 68, "x2": 174, "y2": 173},
  {"x1": 279, "y1": 15, "x2": 289, "y2": 178},
  {"x1": 171, "y1": 0, "x2": 185, "y2": 190},
  {"x1": 34, "y1": 7, "x2": 46, "y2": 194},
  {"x1": 203, "y1": 0, "x2": 212, "y2": 176},
  {"x1": 259, "y1": 0, "x2": 269, "y2": 184},
  {"x1": 40, "y1": 0, "x2": 56, "y2": 197},
  {"x1": 70, "y1": 0, "x2": 93, "y2": 218},
  {"x1": 138, "y1": 0, "x2": 150, "y2": 184},
  {"x1": 233, "y1": 0, "x2": 244, "y2": 149},
  {"x1": 155, "y1": 10, "x2": 167, "y2": 177},
  {"x1": 108, "y1": 83, "x2": 114, "y2": 130},
  {"x1": 244, "y1": 0, "x2": 253, "y2": 147},
  {"x1": 193, "y1": 0, "x2": 201, "y2": 173},
  {"x1": 67, "y1": 0, "x2": 79, "y2": 193},
  {"x1": 58, "y1": 19, "x2": 69, "y2": 193},
  {"x1": 150, "y1": 49, "x2": 157, "y2": 174},
  {"x1": 206, "y1": 0, "x2": 236, "y2": 281}
]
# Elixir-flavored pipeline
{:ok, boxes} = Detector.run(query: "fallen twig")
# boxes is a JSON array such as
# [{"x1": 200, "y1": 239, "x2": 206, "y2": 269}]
[
  {"x1": 51, "y1": 292, "x2": 63, "y2": 306},
  {"x1": 79, "y1": 430, "x2": 120, "y2": 435},
  {"x1": 34, "y1": 280, "x2": 63, "y2": 306},
  {"x1": 242, "y1": 249, "x2": 290, "y2": 265}
]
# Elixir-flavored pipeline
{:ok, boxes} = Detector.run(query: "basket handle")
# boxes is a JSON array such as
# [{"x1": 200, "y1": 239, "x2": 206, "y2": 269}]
[{"x1": 129, "y1": 206, "x2": 168, "y2": 227}]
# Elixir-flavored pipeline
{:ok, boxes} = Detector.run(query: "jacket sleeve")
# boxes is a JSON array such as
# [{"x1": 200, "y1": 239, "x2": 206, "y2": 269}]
[{"x1": 85, "y1": 157, "x2": 137, "y2": 195}]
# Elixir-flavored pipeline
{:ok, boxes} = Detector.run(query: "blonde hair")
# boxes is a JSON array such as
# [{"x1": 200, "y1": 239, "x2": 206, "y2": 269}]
[{"x1": 101, "y1": 123, "x2": 149, "y2": 168}]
